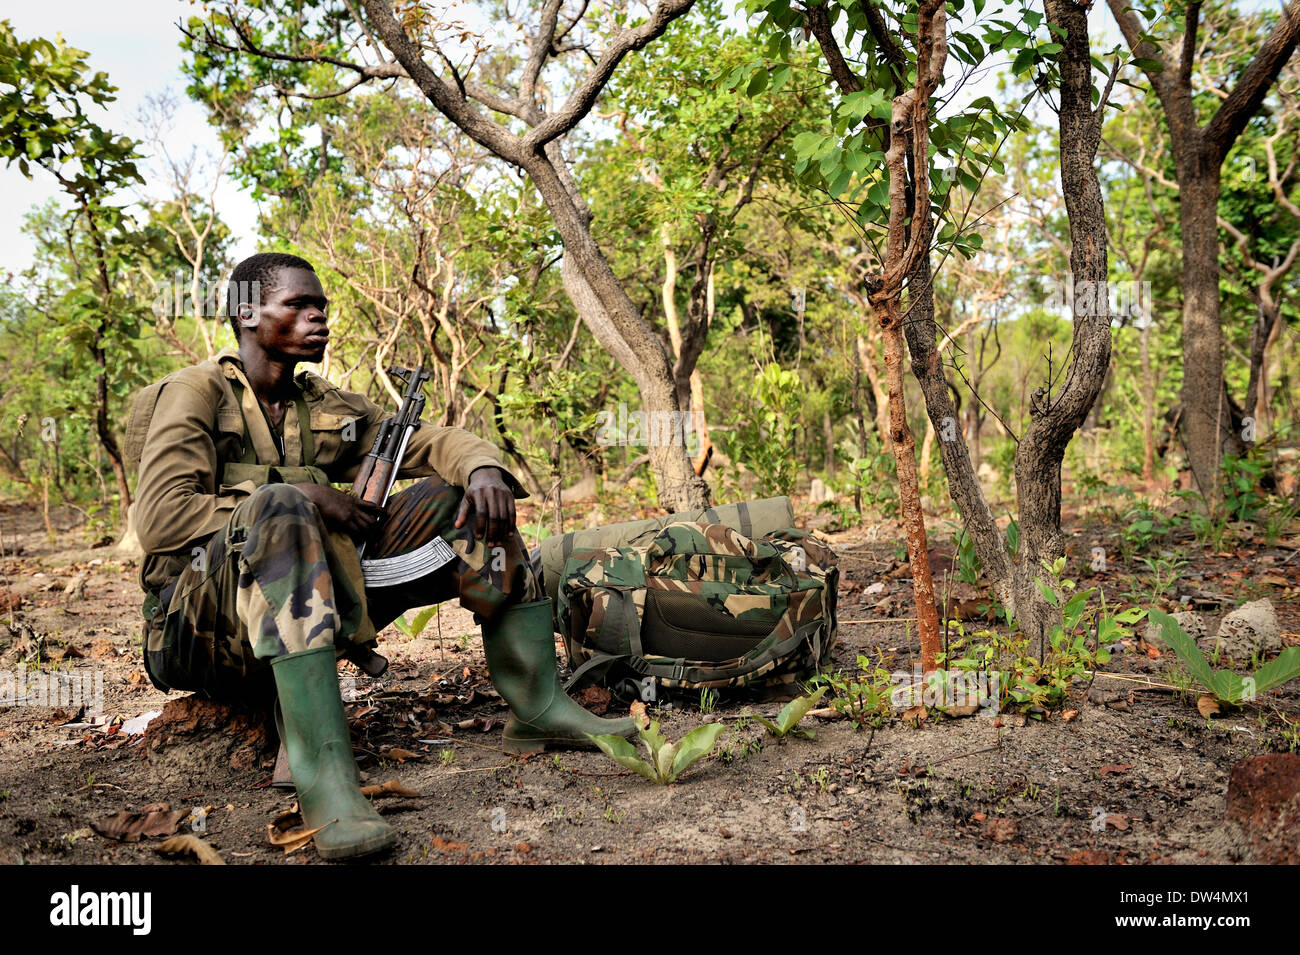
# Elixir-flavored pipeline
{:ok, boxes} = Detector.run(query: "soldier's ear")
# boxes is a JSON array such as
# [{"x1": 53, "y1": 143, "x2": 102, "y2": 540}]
[{"x1": 237, "y1": 302, "x2": 258, "y2": 330}]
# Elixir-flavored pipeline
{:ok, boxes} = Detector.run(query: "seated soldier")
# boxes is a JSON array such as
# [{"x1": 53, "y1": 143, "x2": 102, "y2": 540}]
[{"x1": 130, "y1": 251, "x2": 634, "y2": 860}]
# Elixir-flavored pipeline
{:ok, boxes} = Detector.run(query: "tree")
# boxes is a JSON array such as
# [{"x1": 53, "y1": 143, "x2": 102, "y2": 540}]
[
  {"x1": 746, "y1": 0, "x2": 1121, "y2": 657},
  {"x1": 1104, "y1": 0, "x2": 1300, "y2": 505},
  {"x1": 595, "y1": 2, "x2": 811, "y2": 474},
  {"x1": 183, "y1": 0, "x2": 713, "y2": 510},
  {"x1": 0, "y1": 20, "x2": 149, "y2": 522}
]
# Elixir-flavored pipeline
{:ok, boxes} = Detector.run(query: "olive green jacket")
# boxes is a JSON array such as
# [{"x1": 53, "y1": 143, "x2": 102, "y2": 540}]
[{"x1": 131, "y1": 348, "x2": 525, "y2": 593}]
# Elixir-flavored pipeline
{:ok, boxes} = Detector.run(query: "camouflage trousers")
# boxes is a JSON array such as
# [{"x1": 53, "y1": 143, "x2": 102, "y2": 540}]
[{"x1": 143, "y1": 474, "x2": 541, "y2": 699}]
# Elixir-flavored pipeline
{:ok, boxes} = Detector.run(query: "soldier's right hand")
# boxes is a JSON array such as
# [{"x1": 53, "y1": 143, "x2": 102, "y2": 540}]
[{"x1": 294, "y1": 483, "x2": 386, "y2": 540}]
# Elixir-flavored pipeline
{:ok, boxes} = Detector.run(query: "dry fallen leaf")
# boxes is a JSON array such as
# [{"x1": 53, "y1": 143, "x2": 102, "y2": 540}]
[
  {"x1": 91, "y1": 805, "x2": 189, "y2": 843},
  {"x1": 155, "y1": 835, "x2": 225, "y2": 865},
  {"x1": 380, "y1": 747, "x2": 422, "y2": 763},
  {"x1": 360, "y1": 779, "x2": 421, "y2": 799},
  {"x1": 431, "y1": 835, "x2": 467, "y2": 852},
  {"x1": 630, "y1": 700, "x2": 649, "y2": 729},
  {"x1": 1104, "y1": 813, "x2": 1130, "y2": 831},
  {"x1": 902, "y1": 705, "x2": 928, "y2": 725},
  {"x1": 1062, "y1": 708, "x2": 1079, "y2": 722},
  {"x1": 1197, "y1": 695, "x2": 1222, "y2": 719},
  {"x1": 983, "y1": 818, "x2": 1019, "y2": 843},
  {"x1": 266, "y1": 814, "x2": 334, "y2": 855},
  {"x1": 1098, "y1": 764, "x2": 1132, "y2": 777},
  {"x1": 574, "y1": 685, "x2": 611, "y2": 715},
  {"x1": 1259, "y1": 575, "x2": 1289, "y2": 587}
]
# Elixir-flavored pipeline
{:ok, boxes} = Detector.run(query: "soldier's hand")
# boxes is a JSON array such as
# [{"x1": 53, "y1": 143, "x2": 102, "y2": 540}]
[
  {"x1": 456, "y1": 467, "x2": 516, "y2": 548},
  {"x1": 294, "y1": 483, "x2": 385, "y2": 540}
]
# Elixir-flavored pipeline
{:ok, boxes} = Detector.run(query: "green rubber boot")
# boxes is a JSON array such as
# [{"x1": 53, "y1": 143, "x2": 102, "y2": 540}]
[
  {"x1": 271, "y1": 646, "x2": 394, "y2": 861},
  {"x1": 482, "y1": 598, "x2": 638, "y2": 753}
]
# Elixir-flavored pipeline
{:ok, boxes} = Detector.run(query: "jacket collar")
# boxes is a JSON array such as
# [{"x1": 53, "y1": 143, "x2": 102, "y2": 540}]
[{"x1": 215, "y1": 347, "x2": 321, "y2": 398}]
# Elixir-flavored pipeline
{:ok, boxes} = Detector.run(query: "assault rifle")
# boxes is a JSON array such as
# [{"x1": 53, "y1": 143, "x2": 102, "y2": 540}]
[
  {"x1": 345, "y1": 364, "x2": 430, "y2": 678},
  {"x1": 352, "y1": 364, "x2": 431, "y2": 532}
]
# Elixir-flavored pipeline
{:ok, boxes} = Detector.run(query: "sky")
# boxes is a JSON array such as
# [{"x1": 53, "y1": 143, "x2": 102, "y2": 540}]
[{"x1": 0, "y1": 0, "x2": 261, "y2": 277}]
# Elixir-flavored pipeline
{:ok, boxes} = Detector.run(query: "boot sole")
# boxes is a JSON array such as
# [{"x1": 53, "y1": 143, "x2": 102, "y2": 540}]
[
  {"x1": 502, "y1": 734, "x2": 603, "y2": 754},
  {"x1": 315, "y1": 827, "x2": 396, "y2": 861}
]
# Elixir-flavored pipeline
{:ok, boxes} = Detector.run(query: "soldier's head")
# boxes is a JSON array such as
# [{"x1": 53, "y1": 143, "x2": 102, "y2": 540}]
[{"x1": 226, "y1": 252, "x2": 329, "y2": 363}]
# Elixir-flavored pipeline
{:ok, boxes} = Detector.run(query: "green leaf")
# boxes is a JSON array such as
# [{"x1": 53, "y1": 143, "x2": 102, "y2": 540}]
[
  {"x1": 751, "y1": 714, "x2": 781, "y2": 735},
  {"x1": 1148, "y1": 608, "x2": 1221, "y2": 698},
  {"x1": 791, "y1": 131, "x2": 823, "y2": 160},
  {"x1": 828, "y1": 167, "x2": 851, "y2": 198},
  {"x1": 670, "y1": 722, "x2": 725, "y2": 778},
  {"x1": 1252, "y1": 647, "x2": 1300, "y2": 695},
  {"x1": 587, "y1": 733, "x2": 662, "y2": 783},
  {"x1": 638, "y1": 719, "x2": 667, "y2": 753},
  {"x1": 774, "y1": 685, "x2": 827, "y2": 734},
  {"x1": 656, "y1": 738, "x2": 678, "y2": 781},
  {"x1": 408, "y1": 605, "x2": 439, "y2": 638},
  {"x1": 867, "y1": 177, "x2": 890, "y2": 208}
]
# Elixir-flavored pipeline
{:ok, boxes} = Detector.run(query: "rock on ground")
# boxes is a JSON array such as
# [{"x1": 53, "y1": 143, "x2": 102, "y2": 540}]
[
  {"x1": 1212, "y1": 598, "x2": 1281, "y2": 660},
  {"x1": 1225, "y1": 753, "x2": 1300, "y2": 864}
]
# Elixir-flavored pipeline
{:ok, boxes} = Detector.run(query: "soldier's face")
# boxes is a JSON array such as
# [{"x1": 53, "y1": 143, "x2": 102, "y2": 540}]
[{"x1": 241, "y1": 267, "x2": 329, "y2": 362}]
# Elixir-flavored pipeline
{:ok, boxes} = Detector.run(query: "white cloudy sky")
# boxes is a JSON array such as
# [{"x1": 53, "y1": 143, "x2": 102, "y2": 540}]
[{"x1": 0, "y1": 0, "x2": 261, "y2": 277}]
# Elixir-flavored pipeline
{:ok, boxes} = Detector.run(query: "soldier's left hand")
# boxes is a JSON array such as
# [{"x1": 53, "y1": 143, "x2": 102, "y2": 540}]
[{"x1": 456, "y1": 467, "x2": 516, "y2": 547}]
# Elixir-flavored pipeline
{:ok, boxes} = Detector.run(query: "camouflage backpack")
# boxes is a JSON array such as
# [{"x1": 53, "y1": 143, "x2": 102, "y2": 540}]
[{"x1": 556, "y1": 521, "x2": 839, "y2": 702}]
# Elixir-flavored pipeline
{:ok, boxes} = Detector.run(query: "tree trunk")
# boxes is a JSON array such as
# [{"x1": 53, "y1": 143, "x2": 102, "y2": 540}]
[
  {"x1": 1243, "y1": 302, "x2": 1281, "y2": 429},
  {"x1": 902, "y1": 254, "x2": 1014, "y2": 607},
  {"x1": 661, "y1": 231, "x2": 713, "y2": 475},
  {"x1": 1105, "y1": 0, "x2": 1300, "y2": 505},
  {"x1": 823, "y1": 408, "x2": 836, "y2": 478},
  {"x1": 877, "y1": 297, "x2": 941, "y2": 670},
  {"x1": 867, "y1": 0, "x2": 948, "y2": 673},
  {"x1": 360, "y1": 0, "x2": 707, "y2": 513},
  {"x1": 1176, "y1": 168, "x2": 1232, "y2": 503},
  {"x1": 529, "y1": 154, "x2": 710, "y2": 512},
  {"x1": 1012, "y1": 0, "x2": 1116, "y2": 658}
]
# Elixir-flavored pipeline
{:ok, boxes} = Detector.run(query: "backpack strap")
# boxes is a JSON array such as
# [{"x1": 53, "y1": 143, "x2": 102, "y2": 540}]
[
  {"x1": 638, "y1": 617, "x2": 824, "y2": 686},
  {"x1": 296, "y1": 396, "x2": 315, "y2": 467},
  {"x1": 563, "y1": 652, "x2": 649, "y2": 693},
  {"x1": 228, "y1": 377, "x2": 314, "y2": 467}
]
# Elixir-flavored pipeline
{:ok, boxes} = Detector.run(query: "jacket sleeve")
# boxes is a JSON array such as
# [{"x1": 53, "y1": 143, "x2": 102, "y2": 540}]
[
  {"x1": 134, "y1": 379, "x2": 251, "y2": 554},
  {"x1": 331, "y1": 391, "x2": 530, "y2": 499}
]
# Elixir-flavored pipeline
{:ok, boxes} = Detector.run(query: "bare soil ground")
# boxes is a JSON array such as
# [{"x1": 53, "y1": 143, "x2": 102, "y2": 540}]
[{"x1": 0, "y1": 495, "x2": 1297, "y2": 865}]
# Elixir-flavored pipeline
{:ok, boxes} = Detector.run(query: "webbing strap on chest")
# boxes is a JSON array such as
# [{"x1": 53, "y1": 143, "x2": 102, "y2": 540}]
[{"x1": 230, "y1": 378, "x2": 315, "y2": 467}]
